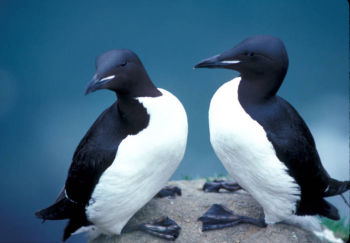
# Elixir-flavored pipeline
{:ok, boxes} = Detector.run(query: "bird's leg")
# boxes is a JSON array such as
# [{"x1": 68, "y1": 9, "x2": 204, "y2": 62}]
[
  {"x1": 122, "y1": 216, "x2": 180, "y2": 240},
  {"x1": 203, "y1": 179, "x2": 242, "y2": 193},
  {"x1": 198, "y1": 204, "x2": 266, "y2": 231},
  {"x1": 155, "y1": 186, "x2": 182, "y2": 198}
]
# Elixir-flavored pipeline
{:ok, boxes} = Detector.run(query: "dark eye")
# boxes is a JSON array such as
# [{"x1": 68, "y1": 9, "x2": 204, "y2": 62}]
[
  {"x1": 120, "y1": 61, "x2": 127, "y2": 67},
  {"x1": 244, "y1": 52, "x2": 255, "y2": 57}
]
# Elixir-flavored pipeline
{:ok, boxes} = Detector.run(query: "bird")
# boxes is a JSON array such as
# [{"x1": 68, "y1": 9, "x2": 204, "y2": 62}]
[
  {"x1": 194, "y1": 35, "x2": 350, "y2": 236},
  {"x1": 35, "y1": 49, "x2": 188, "y2": 241}
]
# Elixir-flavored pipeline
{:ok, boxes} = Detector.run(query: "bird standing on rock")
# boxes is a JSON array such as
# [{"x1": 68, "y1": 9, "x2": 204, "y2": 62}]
[
  {"x1": 35, "y1": 49, "x2": 188, "y2": 241},
  {"x1": 195, "y1": 35, "x2": 350, "y2": 237}
]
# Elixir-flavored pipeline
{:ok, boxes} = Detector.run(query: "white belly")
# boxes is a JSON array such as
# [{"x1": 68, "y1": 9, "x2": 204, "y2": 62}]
[
  {"x1": 209, "y1": 77, "x2": 300, "y2": 224},
  {"x1": 86, "y1": 89, "x2": 188, "y2": 234}
]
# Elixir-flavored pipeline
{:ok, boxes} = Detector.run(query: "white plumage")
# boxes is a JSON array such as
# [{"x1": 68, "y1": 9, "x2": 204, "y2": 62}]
[
  {"x1": 209, "y1": 77, "x2": 301, "y2": 224},
  {"x1": 85, "y1": 88, "x2": 188, "y2": 237}
]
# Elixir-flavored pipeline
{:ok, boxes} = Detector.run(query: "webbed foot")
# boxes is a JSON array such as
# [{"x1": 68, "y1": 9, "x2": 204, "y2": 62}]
[
  {"x1": 122, "y1": 216, "x2": 180, "y2": 240},
  {"x1": 203, "y1": 179, "x2": 242, "y2": 193},
  {"x1": 155, "y1": 186, "x2": 182, "y2": 198},
  {"x1": 198, "y1": 204, "x2": 266, "y2": 231}
]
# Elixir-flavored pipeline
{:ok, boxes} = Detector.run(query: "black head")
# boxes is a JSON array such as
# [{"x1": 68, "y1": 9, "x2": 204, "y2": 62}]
[
  {"x1": 85, "y1": 49, "x2": 160, "y2": 97},
  {"x1": 195, "y1": 35, "x2": 289, "y2": 81}
]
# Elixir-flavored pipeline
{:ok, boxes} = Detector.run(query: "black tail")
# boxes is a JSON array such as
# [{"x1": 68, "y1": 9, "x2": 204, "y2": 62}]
[
  {"x1": 323, "y1": 179, "x2": 350, "y2": 197},
  {"x1": 35, "y1": 198, "x2": 79, "y2": 220},
  {"x1": 63, "y1": 213, "x2": 91, "y2": 242},
  {"x1": 316, "y1": 199, "x2": 340, "y2": 220},
  {"x1": 297, "y1": 198, "x2": 340, "y2": 220},
  {"x1": 35, "y1": 198, "x2": 89, "y2": 242}
]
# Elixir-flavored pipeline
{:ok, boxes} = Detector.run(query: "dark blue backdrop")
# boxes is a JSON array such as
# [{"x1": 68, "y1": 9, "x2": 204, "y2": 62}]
[{"x1": 0, "y1": 1, "x2": 348, "y2": 242}]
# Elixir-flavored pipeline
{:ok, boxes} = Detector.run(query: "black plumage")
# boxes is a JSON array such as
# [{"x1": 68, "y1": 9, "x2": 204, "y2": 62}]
[
  {"x1": 240, "y1": 94, "x2": 342, "y2": 219},
  {"x1": 35, "y1": 49, "x2": 161, "y2": 241},
  {"x1": 195, "y1": 35, "x2": 350, "y2": 220}
]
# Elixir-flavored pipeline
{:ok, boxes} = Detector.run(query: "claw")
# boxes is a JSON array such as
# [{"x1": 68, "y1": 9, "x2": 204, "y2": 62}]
[
  {"x1": 140, "y1": 217, "x2": 180, "y2": 240},
  {"x1": 198, "y1": 204, "x2": 266, "y2": 231},
  {"x1": 156, "y1": 186, "x2": 182, "y2": 198},
  {"x1": 203, "y1": 179, "x2": 242, "y2": 193},
  {"x1": 123, "y1": 216, "x2": 181, "y2": 241}
]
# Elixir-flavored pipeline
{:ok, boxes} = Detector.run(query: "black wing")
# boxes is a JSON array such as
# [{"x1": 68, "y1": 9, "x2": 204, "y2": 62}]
[
  {"x1": 65, "y1": 97, "x2": 150, "y2": 205},
  {"x1": 267, "y1": 97, "x2": 330, "y2": 194},
  {"x1": 65, "y1": 103, "x2": 124, "y2": 205},
  {"x1": 36, "y1": 104, "x2": 123, "y2": 241},
  {"x1": 242, "y1": 96, "x2": 340, "y2": 218},
  {"x1": 36, "y1": 98, "x2": 151, "y2": 240},
  {"x1": 242, "y1": 96, "x2": 330, "y2": 196},
  {"x1": 65, "y1": 140, "x2": 117, "y2": 204},
  {"x1": 36, "y1": 104, "x2": 122, "y2": 219}
]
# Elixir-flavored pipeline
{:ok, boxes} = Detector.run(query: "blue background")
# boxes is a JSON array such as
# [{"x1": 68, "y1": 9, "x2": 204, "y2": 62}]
[{"x1": 0, "y1": 0, "x2": 348, "y2": 242}]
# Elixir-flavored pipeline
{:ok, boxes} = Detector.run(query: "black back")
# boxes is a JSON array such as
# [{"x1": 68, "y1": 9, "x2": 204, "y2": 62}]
[
  {"x1": 194, "y1": 35, "x2": 342, "y2": 219},
  {"x1": 65, "y1": 97, "x2": 150, "y2": 204},
  {"x1": 63, "y1": 96, "x2": 151, "y2": 238},
  {"x1": 230, "y1": 36, "x2": 335, "y2": 217},
  {"x1": 237, "y1": 91, "x2": 332, "y2": 216},
  {"x1": 36, "y1": 49, "x2": 163, "y2": 241}
]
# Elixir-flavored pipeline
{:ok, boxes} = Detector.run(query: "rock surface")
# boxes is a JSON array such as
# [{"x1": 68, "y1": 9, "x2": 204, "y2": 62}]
[{"x1": 89, "y1": 179, "x2": 322, "y2": 243}]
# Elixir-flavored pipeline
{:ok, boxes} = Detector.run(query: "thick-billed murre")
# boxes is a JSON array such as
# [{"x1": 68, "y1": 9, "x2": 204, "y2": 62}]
[
  {"x1": 194, "y1": 35, "x2": 350, "y2": 236},
  {"x1": 35, "y1": 49, "x2": 188, "y2": 241}
]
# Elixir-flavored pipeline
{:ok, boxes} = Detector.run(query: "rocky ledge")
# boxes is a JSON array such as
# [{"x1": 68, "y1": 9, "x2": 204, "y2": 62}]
[{"x1": 90, "y1": 179, "x2": 328, "y2": 243}]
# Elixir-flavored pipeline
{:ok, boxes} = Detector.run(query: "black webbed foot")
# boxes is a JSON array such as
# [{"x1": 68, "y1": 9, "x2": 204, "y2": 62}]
[
  {"x1": 203, "y1": 179, "x2": 242, "y2": 193},
  {"x1": 139, "y1": 217, "x2": 180, "y2": 240},
  {"x1": 122, "y1": 216, "x2": 180, "y2": 241},
  {"x1": 155, "y1": 186, "x2": 182, "y2": 198},
  {"x1": 198, "y1": 204, "x2": 266, "y2": 231}
]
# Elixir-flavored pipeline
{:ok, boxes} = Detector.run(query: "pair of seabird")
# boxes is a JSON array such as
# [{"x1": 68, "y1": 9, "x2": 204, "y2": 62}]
[{"x1": 36, "y1": 36, "x2": 350, "y2": 242}]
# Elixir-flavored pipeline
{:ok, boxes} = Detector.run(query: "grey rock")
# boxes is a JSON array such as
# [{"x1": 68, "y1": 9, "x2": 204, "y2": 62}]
[{"x1": 89, "y1": 179, "x2": 322, "y2": 243}]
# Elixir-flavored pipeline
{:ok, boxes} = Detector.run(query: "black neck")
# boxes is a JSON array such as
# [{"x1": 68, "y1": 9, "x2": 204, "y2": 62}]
[
  {"x1": 131, "y1": 77, "x2": 162, "y2": 97},
  {"x1": 115, "y1": 95, "x2": 150, "y2": 134},
  {"x1": 238, "y1": 71, "x2": 285, "y2": 104},
  {"x1": 115, "y1": 69, "x2": 162, "y2": 98}
]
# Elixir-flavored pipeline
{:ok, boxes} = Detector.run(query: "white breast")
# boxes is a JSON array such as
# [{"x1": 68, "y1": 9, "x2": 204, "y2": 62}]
[
  {"x1": 209, "y1": 77, "x2": 300, "y2": 224},
  {"x1": 86, "y1": 88, "x2": 188, "y2": 235}
]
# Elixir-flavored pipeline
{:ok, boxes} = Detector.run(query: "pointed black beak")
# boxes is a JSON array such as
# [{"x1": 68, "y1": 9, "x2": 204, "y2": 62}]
[
  {"x1": 84, "y1": 74, "x2": 116, "y2": 95},
  {"x1": 194, "y1": 48, "x2": 241, "y2": 69},
  {"x1": 85, "y1": 74, "x2": 100, "y2": 95},
  {"x1": 194, "y1": 55, "x2": 222, "y2": 69}
]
